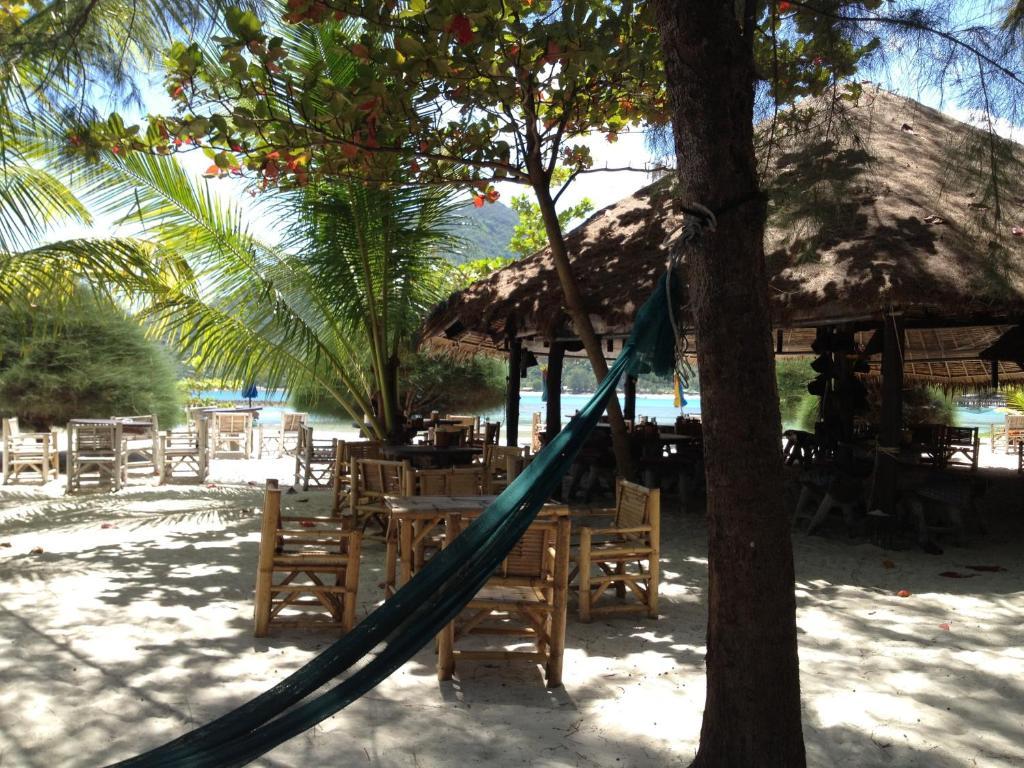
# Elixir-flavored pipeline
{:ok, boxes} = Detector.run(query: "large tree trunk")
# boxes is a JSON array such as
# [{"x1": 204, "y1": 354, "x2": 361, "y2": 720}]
[
  {"x1": 652, "y1": 3, "x2": 806, "y2": 766},
  {"x1": 529, "y1": 177, "x2": 635, "y2": 478}
]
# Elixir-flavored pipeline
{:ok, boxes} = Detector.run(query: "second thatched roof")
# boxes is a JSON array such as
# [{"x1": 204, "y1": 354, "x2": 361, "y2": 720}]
[{"x1": 424, "y1": 88, "x2": 1024, "y2": 386}]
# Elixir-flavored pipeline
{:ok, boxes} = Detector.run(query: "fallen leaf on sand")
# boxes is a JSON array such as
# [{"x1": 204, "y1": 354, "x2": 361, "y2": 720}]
[
  {"x1": 30, "y1": 546, "x2": 44, "y2": 555},
  {"x1": 300, "y1": 520, "x2": 315, "y2": 528},
  {"x1": 1012, "y1": 226, "x2": 1023, "y2": 237},
  {"x1": 901, "y1": 123, "x2": 915, "y2": 133},
  {"x1": 0, "y1": 542, "x2": 11, "y2": 548},
  {"x1": 938, "y1": 623, "x2": 950, "y2": 631},
  {"x1": 882, "y1": 559, "x2": 896, "y2": 569},
  {"x1": 100, "y1": 523, "x2": 116, "y2": 529},
  {"x1": 897, "y1": 589, "x2": 911, "y2": 598},
  {"x1": 939, "y1": 571, "x2": 974, "y2": 578},
  {"x1": 965, "y1": 564, "x2": 1006, "y2": 572}
]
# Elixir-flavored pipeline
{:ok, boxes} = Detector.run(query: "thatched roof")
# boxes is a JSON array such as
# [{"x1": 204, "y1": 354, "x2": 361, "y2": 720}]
[{"x1": 424, "y1": 88, "x2": 1024, "y2": 385}]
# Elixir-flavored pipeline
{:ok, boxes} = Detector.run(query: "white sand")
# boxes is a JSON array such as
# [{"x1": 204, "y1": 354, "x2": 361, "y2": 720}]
[{"x1": 1, "y1": 455, "x2": 1022, "y2": 768}]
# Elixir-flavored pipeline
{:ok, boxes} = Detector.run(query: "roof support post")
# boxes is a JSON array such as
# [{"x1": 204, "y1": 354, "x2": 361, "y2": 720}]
[
  {"x1": 623, "y1": 374, "x2": 638, "y2": 423},
  {"x1": 544, "y1": 342, "x2": 565, "y2": 443},
  {"x1": 872, "y1": 314, "x2": 904, "y2": 516},
  {"x1": 506, "y1": 338, "x2": 522, "y2": 448}
]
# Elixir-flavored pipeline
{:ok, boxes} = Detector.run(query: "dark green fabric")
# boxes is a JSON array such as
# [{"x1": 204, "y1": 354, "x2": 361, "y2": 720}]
[{"x1": 110, "y1": 273, "x2": 677, "y2": 768}]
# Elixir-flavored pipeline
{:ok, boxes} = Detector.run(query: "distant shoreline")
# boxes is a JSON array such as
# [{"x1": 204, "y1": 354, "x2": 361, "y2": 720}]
[{"x1": 519, "y1": 390, "x2": 700, "y2": 399}]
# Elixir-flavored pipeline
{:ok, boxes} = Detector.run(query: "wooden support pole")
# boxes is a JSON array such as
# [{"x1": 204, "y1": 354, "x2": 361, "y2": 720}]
[
  {"x1": 873, "y1": 315, "x2": 904, "y2": 515},
  {"x1": 545, "y1": 341, "x2": 565, "y2": 443},
  {"x1": 506, "y1": 338, "x2": 522, "y2": 447},
  {"x1": 623, "y1": 375, "x2": 638, "y2": 423},
  {"x1": 991, "y1": 360, "x2": 999, "y2": 390}
]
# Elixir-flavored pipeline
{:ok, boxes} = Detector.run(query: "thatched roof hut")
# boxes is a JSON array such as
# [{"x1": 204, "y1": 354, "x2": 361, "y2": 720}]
[{"x1": 423, "y1": 88, "x2": 1024, "y2": 388}]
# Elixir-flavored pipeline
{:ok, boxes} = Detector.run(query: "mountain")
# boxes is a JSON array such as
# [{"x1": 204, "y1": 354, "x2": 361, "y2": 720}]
[{"x1": 442, "y1": 200, "x2": 519, "y2": 264}]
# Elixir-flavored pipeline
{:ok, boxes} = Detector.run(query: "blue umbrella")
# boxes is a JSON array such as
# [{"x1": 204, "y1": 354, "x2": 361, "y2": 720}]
[{"x1": 241, "y1": 383, "x2": 259, "y2": 407}]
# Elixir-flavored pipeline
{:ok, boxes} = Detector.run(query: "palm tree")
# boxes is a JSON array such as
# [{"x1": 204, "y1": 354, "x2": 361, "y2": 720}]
[{"x1": 60, "y1": 149, "x2": 460, "y2": 441}]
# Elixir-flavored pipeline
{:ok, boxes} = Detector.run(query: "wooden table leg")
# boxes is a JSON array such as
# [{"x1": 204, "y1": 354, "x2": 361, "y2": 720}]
[{"x1": 400, "y1": 518, "x2": 414, "y2": 588}]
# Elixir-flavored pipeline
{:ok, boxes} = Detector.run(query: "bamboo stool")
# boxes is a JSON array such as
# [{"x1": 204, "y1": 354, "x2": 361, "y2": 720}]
[{"x1": 2, "y1": 417, "x2": 59, "y2": 485}]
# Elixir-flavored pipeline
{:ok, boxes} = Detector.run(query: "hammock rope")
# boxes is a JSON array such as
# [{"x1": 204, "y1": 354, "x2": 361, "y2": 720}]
[{"x1": 109, "y1": 268, "x2": 685, "y2": 768}]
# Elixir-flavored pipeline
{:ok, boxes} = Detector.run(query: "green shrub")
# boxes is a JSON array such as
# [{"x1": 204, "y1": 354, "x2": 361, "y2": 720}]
[
  {"x1": 0, "y1": 299, "x2": 183, "y2": 430},
  {"x1": 291, "y1": 348, "x2": 506, "y2": 420},
  {"x1": 776, "y1": 358, "x2": 815, "y2": 427}
]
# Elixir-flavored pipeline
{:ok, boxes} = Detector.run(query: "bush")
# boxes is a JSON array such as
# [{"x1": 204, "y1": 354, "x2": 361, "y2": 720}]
[
  {"x1": 0, "y1": 299, "x2": 183, "y2": 430},
  {"x1": 775, "y1": 358, "x2": 815, "y2": 427},
  {"x1": 290, "y1": 348, "x2": 507, "y2": 420},
  {"x1": 401, "y1": 349, "x2": 506, "y2": 415}
]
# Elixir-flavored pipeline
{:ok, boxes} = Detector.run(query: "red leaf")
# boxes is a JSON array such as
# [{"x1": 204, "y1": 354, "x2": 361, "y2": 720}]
[
  {"x1": 778, "y1": 1, "x2": 792, "y2": 11},
  {"x1": 341, "y1": 143, "x2": 359, "y2": 159},
  {"x1": 266, "y1": 150, "x2": 280, "y2": 160},
  {"x1": 300, "y1": 520, "x2": 315, "y2": 528},
  {"x1": 1012, "y1": 227, "x2": 1023, "y2": 237},
  {"x1": 203, "y1": 164, "x2": 220, "y2": 177},
  {"x1": 486, "y1": 188, "x2": 500, "y2": 202},
  {"x1": 100, "y1": 523, "x2": 115, "y2": 529},
  {"x1": 352, "y1": 43, "x2": 369, "y2": 60},
  {"x1": 472, "y1": 195, "x2": 485, "y2": 208},
  {"x1": 447, "y1": 15, "x2": 474, "y2": 46},
  {"x1": 938, "y1": 622, "x2": 951, "y2": 631},
  {"x1": 896, "y1": 589, "x2": 911, "y2": 598}
]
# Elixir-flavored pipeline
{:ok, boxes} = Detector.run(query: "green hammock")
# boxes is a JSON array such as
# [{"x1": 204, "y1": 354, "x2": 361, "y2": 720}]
[{"x1": 110, "y1": 274, "x2": 677, "y2": 768}]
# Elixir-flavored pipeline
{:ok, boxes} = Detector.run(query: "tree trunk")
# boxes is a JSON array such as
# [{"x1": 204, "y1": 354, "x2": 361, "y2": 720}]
[
  {"x1": 653, "y1": 3, "x2": 806, "y2": 767},
  {"x1": 529, "y1": 177, "x2": 635, "y2": 478}
]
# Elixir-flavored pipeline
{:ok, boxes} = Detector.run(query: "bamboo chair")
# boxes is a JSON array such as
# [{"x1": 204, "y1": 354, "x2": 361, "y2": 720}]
[
  {"x1": 2, "y1": 417, "x2": 59, "y2": 485},
  {"x1": 158, "y1": 418, "x2": 209, "y2": 484},
  {"x1": 330, "y1": 440, "x2": 383, "y2": 515},
  {"x1": 445, "y1": 414, "x2": 479, "y2": 444},
  {"x1": 210, "y1": 412, "x2": 253, "y2": 459},
  {"x1": 349, "y1": 457, "x2": 413, "y2": 534},
  {"x1": 258, "y1": 411, "x2": 308, "y2": 458},
  {"x1": 471, "y1": 420, "x2": 501, "y2": 448},
  {"x1": 254, "y1": 479, "x2": 362, "y2": 636},
  {"x1": 576, "y1": 481, "x2": 660, "y2": 622},
  {"x1": 436, "y1": 512, "x2": 571, "y2": 687},
  {"x1": 293, "y1": 427, "x2": 336, "y2": 490},
  {"x1": 482, "y1": 444, "x2": 530, "y2": 493},
  {"x1": 991, "y1": 414, "x2": 1024, "y2": 453},
  {"x1": 940, "y1": 426, "x2": 979, "y2": 471},
  {"x1": 531, "y1": 412, "x2": 544, "y2": 453},
  {"x1": 67, "y1": 420, "x2": 124, "y2": 493},
  {"x1": 114, "y1": 414, "x2": 160, "y2": 477}
]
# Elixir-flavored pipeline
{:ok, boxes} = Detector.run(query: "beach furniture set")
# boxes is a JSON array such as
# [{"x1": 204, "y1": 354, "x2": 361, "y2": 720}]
[{"x1": 253, "y1": 458, "x2": 662, "y2": 686}]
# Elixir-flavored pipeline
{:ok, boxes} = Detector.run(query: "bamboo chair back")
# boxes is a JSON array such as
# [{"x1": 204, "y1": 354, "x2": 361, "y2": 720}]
[
  {"x1": 294, "y1": 427, "x2": 336, "y2": 490},
  {"x1": 412, "y1": 466, "x2": 487, "y2": 496},
  {"x1": 2, "y1": 417, "x2": 59, "y2": 485},
  {"x1": 331, "y1": 440, "x2": 384, "y2": 515},
  {"x1": 254, "y1": 479, "x2": 362, "y2": 635},
  {"x1": 350, "y1": 458, "x2": 413, "y2": 533},
  {"x1": 445, "y1": 414, "x2": 478, "y2": 444},
  {"x1": 437, "y1": 512, "x2": 571, "y2": 686},
  {"x1": 576, "y1": 480, "x2": 660, "y2": 622},
  {"x1": 113, "y1": 413, "x2": 159, "y2": 476},
  {"x1": 211, "y1": 412, "x2": 252, "y2": 459},
  {"x1": 159, "y1": 418, "x2": 209, "y2": 484},
  {"x1": 482, "y1": 444, "x2": 529, "y2": 492}
]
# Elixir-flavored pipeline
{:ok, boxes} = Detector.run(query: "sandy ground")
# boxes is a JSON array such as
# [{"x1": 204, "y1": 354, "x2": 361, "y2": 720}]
[{"x1": 1, "y1": 452, "x2": 1022, "y2": 768}]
